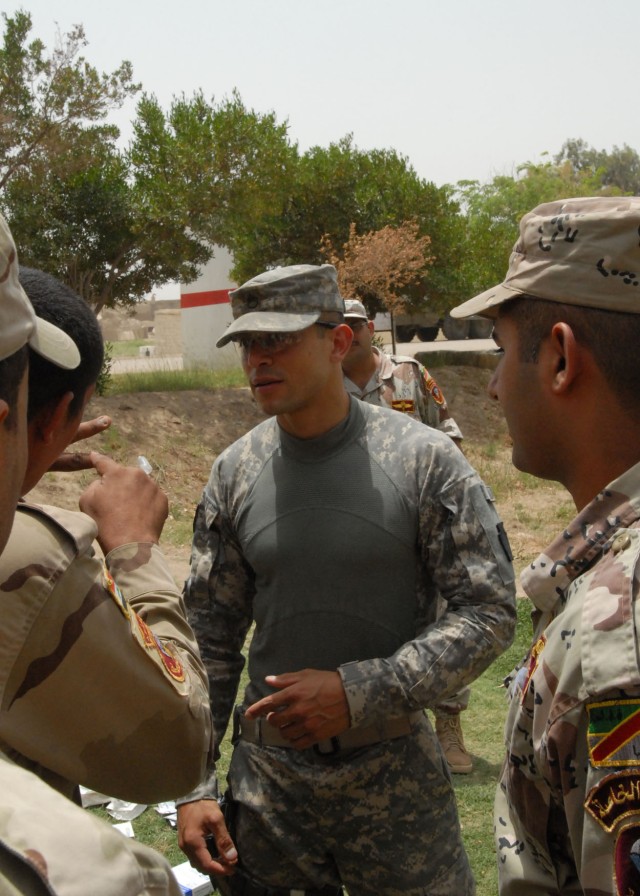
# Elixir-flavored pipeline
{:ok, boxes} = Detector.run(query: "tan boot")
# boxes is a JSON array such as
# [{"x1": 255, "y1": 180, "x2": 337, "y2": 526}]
[{"x1": 435, "y1": 713, "x2": 473, "y2": 774}]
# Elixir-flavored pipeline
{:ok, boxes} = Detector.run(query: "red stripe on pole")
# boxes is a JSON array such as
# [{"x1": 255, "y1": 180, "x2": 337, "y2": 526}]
[{"x1": 180, "y1": 289, "x2": 231, "y2": 309}]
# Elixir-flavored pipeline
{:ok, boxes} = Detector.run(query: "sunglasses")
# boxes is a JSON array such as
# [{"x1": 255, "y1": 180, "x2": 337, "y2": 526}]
[
  {"x1": 232, "y1": 322, "x2": 339, "y2": 356},
  {"x1": 346, "y1": 319, "x2": 368, "y2": 332}
]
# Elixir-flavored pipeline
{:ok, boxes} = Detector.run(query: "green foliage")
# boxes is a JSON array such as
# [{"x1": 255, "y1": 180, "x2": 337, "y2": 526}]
[
  {"x1": 95, "y1": 340, "x2": 113, "y2": 396},
  {"x1": 230, "y1": 135, "x2": 466, "y2": 314},
  {"x1": 454, "y1": 155, "x2": 623, "y2": 297},
  {"x1": 0, "y1": 11, "x2": 138, "y2": 191}
]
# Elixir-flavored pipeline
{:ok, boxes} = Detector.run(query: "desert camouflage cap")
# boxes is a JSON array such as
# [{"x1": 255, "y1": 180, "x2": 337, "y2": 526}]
[
  {"x1": 343, "y1": 299, "x2": 369, "y2": 320},
  {"x1": 451, "y1": 196, "x2": 640, "y2": 320},
  {"x1": 216, "y1": 264, "x2": 344, "y2": 348},
  {"x1": 0, "y1": 214, "x2": 79, "y2": 368}
]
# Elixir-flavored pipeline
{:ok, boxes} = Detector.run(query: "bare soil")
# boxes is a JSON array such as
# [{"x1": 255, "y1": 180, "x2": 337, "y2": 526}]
[{"x1": 28, "y1": 367, "x2": 566, "y2": 591}]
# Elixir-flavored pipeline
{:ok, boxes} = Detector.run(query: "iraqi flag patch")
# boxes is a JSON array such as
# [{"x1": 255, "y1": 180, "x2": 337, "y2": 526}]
[{"x1": 587, "y1": 699, "x2": 640, "y2": 768}]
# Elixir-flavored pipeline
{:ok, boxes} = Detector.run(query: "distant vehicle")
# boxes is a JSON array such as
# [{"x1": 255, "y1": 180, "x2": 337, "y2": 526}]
[{"x1": 373, "y1": 310, "x2": 493, "y2": 342}]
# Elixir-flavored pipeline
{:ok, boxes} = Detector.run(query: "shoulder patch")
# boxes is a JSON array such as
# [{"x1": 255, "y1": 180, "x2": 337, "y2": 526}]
[
  {"x1": 133, "y1": 613, "x2": 186, "y2": 683},
  {"x1": 103, "y1": 564, "x2": 130, "y2": 619},
  {"x1": 586, "y1": 770, "x2": 640, "y2": 832},
  {"x1": 614, "y1": 823, "x2": 640, "y2": 893},
  {"x1": 421, "y1": 369, "x2": 446, "y2": 407},
  {"x1": 587, "y1": 699, "x2": 640, "y2": 768},
  {"x1": 520, "y1": 634, "x2": 547, "y2": 703}
]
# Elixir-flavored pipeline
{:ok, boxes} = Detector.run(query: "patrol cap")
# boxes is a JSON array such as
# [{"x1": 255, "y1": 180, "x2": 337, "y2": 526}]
[
  {"x1": 216, "y1": 264, "x2": 345, "y2": 348},
  {"x1": 451, "y1": 196, "x2": 640, "y2": 320},
  {"x1": 0, "y1": 215, "x2": 80, "y2": 368},
  {"x1": 343, "y1": 299, "x2": 369, "y2": 321}
]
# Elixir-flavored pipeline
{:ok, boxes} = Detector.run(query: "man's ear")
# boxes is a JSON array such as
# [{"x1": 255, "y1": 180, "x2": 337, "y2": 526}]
[
  {"x1": 33, "y1": 391, "x2": 75, "y2": 445},
  {"x1": 330, "y1": 323, "x2": 354, "y2": 363},
  {"x1": 0, "y1": 400, "x2": 9, "y2": 428},
  {"x1": 547, "y1": 322, "x2": 582, "y2": 394}
]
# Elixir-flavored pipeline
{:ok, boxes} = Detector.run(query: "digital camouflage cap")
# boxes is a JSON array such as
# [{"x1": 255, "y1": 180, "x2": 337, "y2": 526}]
[
  {"x1": 451, "y1": 196, "x2": 640, "y2": 320},
  {"x1": 0, "y1": 214, "x2": 79, "y2": 368},
  {"x1": 216, "y1": 264, "x2": 345, "y2": 348},
  {"x1": 343, "y1": 299, "x2": 369, "y2": 321}
]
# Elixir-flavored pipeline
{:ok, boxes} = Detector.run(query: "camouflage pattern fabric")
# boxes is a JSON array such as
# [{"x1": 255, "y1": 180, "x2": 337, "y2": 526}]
[
  {"x1": 344, "y1": 347, "x2": 466, "y2": 713},
  {"x1": 182, "y1": 397, "x2": 515, "y2": 890},
  {"x1": 0, "y1": 750, "x2": 181, "y2": 896},
  {"x1": 496, "y1": 460, "x2": 640, "y2": 895},
  {"x1": 0, "y1": 501, "x2": 212, "y2": 804},
  {"x1": 229, "y1": 715, "x2": 474, "y2": 895},
  {"x1": 343, "y1": 347, "x2": 463, "y2": 441}
]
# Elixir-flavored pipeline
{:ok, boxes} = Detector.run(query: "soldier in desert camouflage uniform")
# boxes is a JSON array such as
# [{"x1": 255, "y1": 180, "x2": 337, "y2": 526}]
[
  {"x1": 0, "y1": 268, "x2": 212, "y2": 804},
  {"x1": 342, "y1": 298, "x2": 472, "y2": 774},
  {"x1": 176, "y1": 263, "x2": 516, "y2": 896},
  {"x1": 450, "y1": 196, "x2": 640, "y2": 895},
  {"x1": 0, "y1": 219, "x2": 182, "y2": 894},
  {"x1": 341, "y1": 298, "x2": 463, "y2": 442}
]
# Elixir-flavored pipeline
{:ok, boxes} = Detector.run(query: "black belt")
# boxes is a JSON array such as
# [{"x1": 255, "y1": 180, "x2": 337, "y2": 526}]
[{"x1": 236, "y1": 708, "x2": 422, "y2": 755}]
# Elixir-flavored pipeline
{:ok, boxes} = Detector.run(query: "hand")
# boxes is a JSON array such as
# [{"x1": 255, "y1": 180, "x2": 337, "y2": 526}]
[
  {"x1": 177, "y1": 800, "x2": 238, "y2": 877},
  {"x1": 245, "y1": 669, "x2": 350, "y2": 750},
  {"x1": 78, "y1": 451, "x2": 169, "y2": 553},
  {"x1": 48, "y1": 416, "x2": 112, "y2": 473}
]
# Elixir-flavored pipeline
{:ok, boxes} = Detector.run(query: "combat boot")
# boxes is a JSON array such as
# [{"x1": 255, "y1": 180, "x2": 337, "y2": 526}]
[{"x1": 435, "y1": 712, "x2": 473, "y2": 774}]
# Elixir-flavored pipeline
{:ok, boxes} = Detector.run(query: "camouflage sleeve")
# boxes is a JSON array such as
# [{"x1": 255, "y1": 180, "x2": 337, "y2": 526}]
[
  {"x1": 0, "y1": 506, "x2": 212, "y2": 804},
  {"x1": 0, "y1": 751, "x2": 182, "y2": 896},
  {"x1": 340, "y1": 460, "x2": 516, "y2": 727},
  {"x1": 417, "y1": 364, "x2": 464, "y2": 441},
  {"x1": 180, "y1": 482, "x2": 255, "y2": 800}
]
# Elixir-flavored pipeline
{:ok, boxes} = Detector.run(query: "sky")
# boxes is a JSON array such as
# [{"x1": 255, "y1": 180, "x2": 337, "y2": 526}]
[{"x1": 13, "y1": 0, "x2": 640, "y2": 297}]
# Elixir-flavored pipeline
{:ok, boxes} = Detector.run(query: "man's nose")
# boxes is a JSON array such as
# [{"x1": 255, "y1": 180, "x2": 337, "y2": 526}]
[{"x1": 243, "y1": 341, "x2": 273, "y2": 368}]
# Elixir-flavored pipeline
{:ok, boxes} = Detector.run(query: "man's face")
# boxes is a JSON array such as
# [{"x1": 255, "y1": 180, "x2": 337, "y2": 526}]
[
  {"x1": 238, "y1": 323, "x2": 341, "y2": 422},
  {"x1": 0, "y1": 367, "x2": 29, "y2": 552},
  {"x1": 489, "y1": 312, "x2": 554, "y2": 479},
  {"x1": 343, "y1": 318, "x2": 374, "y2": 369}
]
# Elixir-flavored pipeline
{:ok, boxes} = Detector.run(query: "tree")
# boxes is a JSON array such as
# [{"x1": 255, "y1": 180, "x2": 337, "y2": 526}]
[
  {"x1": 455, "y1": 155, "x2": 620, "y2": 296},
  {"x1": 321, "y1": 220, "x2": 434, "y2": 315},
  {"x1": 555, "y1": 138, "x2": 640, "y2": 195},
  {"x1": 0, "y1": 10, "x2": 138, "y2": 190},
  {"x1": 230, "y1": 135, "x2": 465, "y2": 313}
]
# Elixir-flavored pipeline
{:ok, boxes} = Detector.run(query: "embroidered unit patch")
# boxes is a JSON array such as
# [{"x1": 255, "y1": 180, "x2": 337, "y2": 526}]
[
  {"x1": 585, "y1": 770, "x2": 640, "y2": 832},
  {"x1": 614, "y1": 823, "x2": 640, "y2": 894},
  {"x1": 520, "y1": 634, "x2": 546, "y2": 703},
  {"x1": 103, "y1": 565, "x2": 130, "y2": 619},
  {"x1": 422, "y1": 371, "x2": 445, "y2": 407},
  {"x1": 587, "y1": 699, "x2": 640, "y2": 768},
  {"x1": 134, "y1": 613, "x2": 186, "y2": 682}
]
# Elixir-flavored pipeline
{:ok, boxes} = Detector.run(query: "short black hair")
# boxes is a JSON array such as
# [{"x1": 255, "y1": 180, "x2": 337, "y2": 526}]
[
  {"x1": 503, "y1": 295, "x2": 640, "y2": 414},
  {"x1": 0, "y1": 345, "x2": 28, "y2": 431},
  {"x1": 19, "y1": 268, "x2": 104, "y2": 422}
]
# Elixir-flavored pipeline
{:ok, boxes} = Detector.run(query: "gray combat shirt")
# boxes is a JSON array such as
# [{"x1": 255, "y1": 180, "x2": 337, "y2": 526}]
[{"x1": 185, "y1": 397, "x2": 515, "y2": 793}]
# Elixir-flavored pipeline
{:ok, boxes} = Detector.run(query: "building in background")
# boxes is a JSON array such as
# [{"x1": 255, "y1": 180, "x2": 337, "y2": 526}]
[{"x1": 180, "y1": 245, "x2": 238, "y2": 369}]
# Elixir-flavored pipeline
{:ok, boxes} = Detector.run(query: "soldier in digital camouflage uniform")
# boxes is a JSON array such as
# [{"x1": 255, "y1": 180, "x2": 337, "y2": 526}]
[
  {"x1": 176, "y1": 263, "x2": 516, "y2": 896},
  {"x1": 342, "y1": 298, "x2": 472, "y2": 774},
  {"x1": 0, "y1": 268, "x2": 212, "y2": 804},
  {"x1": 0, "y1": 219, "x2": 182, "y2": 894},
  {"x1": 450, "y1": 196, "x2": 640, "y2": 895}
]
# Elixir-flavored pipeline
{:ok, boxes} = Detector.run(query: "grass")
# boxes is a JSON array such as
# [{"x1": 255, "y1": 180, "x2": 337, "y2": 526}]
[
  {"x1": 109, "y1": 339, "x2": 155, "y2": 358},
  {"x1": 106, "y1": 366, "x2": 246, "y2": 394}
]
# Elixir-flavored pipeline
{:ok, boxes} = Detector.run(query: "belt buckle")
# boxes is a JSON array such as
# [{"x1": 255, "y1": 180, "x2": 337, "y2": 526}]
[{"x1": 313, "y1": 736, "x2": 340, "y2": 756}]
